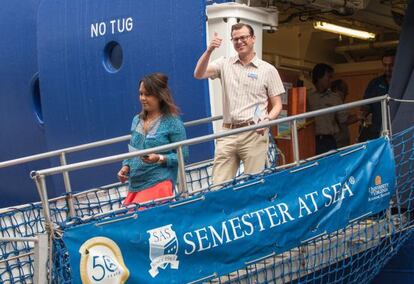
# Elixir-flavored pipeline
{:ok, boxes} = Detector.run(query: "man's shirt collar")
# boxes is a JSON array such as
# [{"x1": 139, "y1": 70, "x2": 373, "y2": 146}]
[{"x1": 232, "y1": 54, "x2": 260, "y2": 67}]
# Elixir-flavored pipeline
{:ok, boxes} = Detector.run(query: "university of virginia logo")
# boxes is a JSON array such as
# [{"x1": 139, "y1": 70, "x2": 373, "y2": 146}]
[
  {"x1": 147, "y1": 224, "x2": 179, "y2": 277},
  {"x1": 375, "y1": 175, "x2": 382, "y2": 185},
  {"x1": 79, "y1": 237, "x2": 129, "y2": 284},
  {"x1": 368, "y1": 175, "x2": 390, "y2": 202}
]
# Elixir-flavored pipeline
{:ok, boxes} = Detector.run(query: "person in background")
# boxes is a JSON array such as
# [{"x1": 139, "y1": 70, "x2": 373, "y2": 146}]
[
  {"x1": 359, "y1": 49, "x2": 396, "y2": 142},
  {"x1": 307, "y1": 63, "x2": 348, "y2": 155},
  {"x1": 331, "y1": 79, "x2": 362, "y2": 148},
  {"x1": 193, "y1": 23, "x2": 284, "y2": 185},
  {"x1": 117, "y1": 73, "x2": 188, "y2": 206},
  {"x1": 331, "y1": 79, "x2": 350, "y2": 148},
  {"x1": 331, "y1": 79, "x2": 361, "y2": 147}
]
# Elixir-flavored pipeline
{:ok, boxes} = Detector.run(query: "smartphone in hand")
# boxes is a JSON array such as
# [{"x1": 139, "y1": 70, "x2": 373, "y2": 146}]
[{"x1": 118, "y1": 170, "x2": 129, "y2": 183}]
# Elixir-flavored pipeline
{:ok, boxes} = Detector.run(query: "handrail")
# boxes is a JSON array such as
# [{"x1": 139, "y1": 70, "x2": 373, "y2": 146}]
[
  {"x1": 31, "y1": 95, "x2": 388, "y2": 178},
  {"x1": 0, "y1": 115, "x2": 223, "y2": 169},
  {"x1": 1, "y1": 114, "x2": 222, "y2": 219}
]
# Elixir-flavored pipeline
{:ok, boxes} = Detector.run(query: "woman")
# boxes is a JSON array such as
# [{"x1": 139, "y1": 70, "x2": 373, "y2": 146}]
[{"x1": 117, "y1": 73, "x2": 188, "y2": 206}]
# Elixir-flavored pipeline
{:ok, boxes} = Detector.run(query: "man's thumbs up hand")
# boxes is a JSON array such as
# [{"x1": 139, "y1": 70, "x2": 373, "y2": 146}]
[{"x1": 208, "y1": 32, "x2": 222, "y2": 52}]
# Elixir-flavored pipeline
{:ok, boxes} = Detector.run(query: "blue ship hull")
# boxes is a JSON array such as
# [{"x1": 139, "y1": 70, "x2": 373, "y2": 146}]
[{"x1": 0, "y1": 0, "x2": 213, "y2": 207}]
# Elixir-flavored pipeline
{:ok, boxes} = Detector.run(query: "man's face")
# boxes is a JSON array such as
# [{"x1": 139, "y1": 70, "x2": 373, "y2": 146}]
[
  {"x1": 382, "y1": 56, "x2": 395, "y2": 79},
  {"x1": 231, "y1": 26, "x2": 255, "y2": 57},
  {"x1": 320, "y1": 71, "x2": 333, "y2": 91}
]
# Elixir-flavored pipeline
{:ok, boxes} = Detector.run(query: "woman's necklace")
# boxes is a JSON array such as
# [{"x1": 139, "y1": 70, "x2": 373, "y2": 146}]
[{"x1": 143, "y1": 113, "x2": 161, "y2": 133}]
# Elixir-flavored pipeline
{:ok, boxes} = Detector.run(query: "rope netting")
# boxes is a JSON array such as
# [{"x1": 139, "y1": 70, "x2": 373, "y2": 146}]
[{"x1": 0, "y1": 129, "x2": 413, "y2": 283}]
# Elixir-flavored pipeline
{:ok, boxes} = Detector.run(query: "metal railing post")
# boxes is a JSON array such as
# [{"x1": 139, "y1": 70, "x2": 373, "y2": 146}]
[
  {"x1": 33, "y1": 174, "x2": 53, "y2": 283},
  {"x1": 176, "y1": 146, "x2": 188, "y2": 195},
  {"x1": 381, "y1": 96, "x2": 390, "y2": 137},
  {"x1": 34, "y1": 233, "x2": 48, "y2": 284},
  {"x1": 33, "y1": 175, "x2": 53, "y2": 228},
  {"x1": 291, "y1": 119, "x2": 300, "y2": 164},
  {"x1": 59, "y1": 152, "x2": 76, "y2": 218}
]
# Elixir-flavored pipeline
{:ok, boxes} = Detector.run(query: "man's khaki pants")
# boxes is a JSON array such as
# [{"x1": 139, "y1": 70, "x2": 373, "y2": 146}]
[{"x1": 212, "y1": 129, "x2": 269, "y2": 185}]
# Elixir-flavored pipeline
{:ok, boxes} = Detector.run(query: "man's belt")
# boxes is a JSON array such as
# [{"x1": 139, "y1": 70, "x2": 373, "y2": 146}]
[{"x1": 222, "y1": 121, "x2": 255, "y2": 129}]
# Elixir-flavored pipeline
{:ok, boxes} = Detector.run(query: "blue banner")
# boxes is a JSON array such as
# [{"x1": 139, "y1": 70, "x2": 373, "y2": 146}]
[{"x1": 63, "y1": 138, "x2": 395, "y2": 283}]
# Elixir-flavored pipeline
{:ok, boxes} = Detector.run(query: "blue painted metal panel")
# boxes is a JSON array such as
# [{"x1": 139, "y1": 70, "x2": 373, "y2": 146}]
[
  {"x1": 372, "y1": 234, "x2": 414, "y2": 284},
  {"x1": 37, "y1": 0, "x2": 212, "y2": 195},
  {"x1": 0, "y1": 0, "x2": 57, "y2": 207}
]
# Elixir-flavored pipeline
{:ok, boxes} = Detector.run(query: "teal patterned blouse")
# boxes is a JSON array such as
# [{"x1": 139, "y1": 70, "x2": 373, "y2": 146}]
[{"x1": 122, "y1": 114, "x2": 188, "y2": 192}]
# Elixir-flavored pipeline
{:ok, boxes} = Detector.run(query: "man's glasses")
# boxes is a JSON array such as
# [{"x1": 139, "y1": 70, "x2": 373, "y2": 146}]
[{"x1": 231, "y1": 35, "x2": 251, "y2": 43}]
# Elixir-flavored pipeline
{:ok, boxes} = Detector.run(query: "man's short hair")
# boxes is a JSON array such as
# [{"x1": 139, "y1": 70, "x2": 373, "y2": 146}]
[
  {"x1": 231, "y1": 23, "x2": 255, "y2": 36},
  {"x1": 312, "y1": 63, "x2": 334, "y2": 85}
]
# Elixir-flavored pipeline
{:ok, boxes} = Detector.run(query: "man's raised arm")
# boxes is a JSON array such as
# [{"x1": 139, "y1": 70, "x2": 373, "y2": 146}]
[{"x1": 194, "y1": 32, "x2": 222, "y2": 79}]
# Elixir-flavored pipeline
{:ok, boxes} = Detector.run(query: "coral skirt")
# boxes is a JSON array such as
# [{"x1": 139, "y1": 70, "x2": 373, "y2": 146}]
[{"x1": 123, "y1": 180, "x2": 173, "y2": 206}]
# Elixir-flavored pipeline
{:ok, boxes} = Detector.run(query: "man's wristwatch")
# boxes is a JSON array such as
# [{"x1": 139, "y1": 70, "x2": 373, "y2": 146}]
[{"x1": 158, "y1": 154, "x2": 166, "y2": 164}]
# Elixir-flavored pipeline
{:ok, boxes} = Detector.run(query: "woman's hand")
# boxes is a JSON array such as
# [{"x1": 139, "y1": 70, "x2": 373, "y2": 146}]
[
  {"x1": 141, "y1": 153, "x2": 160, "y2": 164},
  {"x1": 117, "y1": 166, "x2": 129, "y2": 183}
]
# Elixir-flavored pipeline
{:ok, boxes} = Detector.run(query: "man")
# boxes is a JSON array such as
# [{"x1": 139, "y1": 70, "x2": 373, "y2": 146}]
[
  {"x1": 307, "y1": 63, "x2": 348, "y2": 155},
  {"x1": 331, "y1": 79, "x2": 360, "y2": 148},
  {"x1": 331, "y1": 79, "x2": 351, "y2": 148},
  {"x1": 194, "y1": 23, "x2": 284, "y2": 185},
  {"x1": 359, "y1": 50, "x2": 396, "y2": 142}
]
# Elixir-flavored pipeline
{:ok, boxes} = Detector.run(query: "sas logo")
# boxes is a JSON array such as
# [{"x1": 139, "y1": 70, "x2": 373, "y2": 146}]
[
  {"x1": 368, "y1": 175, "x2": 390, "y2": 202},
  {"x1": 147, "y1": 224, "x2": 179, "y2": 277},
  {"x1": 79, "y1": 237, "x2": 129, "y2": 284}
]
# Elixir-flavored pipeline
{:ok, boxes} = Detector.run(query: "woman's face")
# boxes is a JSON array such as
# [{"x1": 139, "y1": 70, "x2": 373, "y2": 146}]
[{"x1": 139, "y1": 82, "x2": 160, "y2": 113}]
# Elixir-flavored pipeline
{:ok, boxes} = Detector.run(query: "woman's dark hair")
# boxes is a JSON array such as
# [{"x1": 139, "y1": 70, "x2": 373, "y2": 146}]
[
  {"x1": 312, "y1": 63, "x2": 334, "y2": 85},
  {"x1": 231, "y1": 23, "x2": 255, "y2": 37},
  {"x1": 139, "y1": 73, "x2": 179, "y2": 118}
]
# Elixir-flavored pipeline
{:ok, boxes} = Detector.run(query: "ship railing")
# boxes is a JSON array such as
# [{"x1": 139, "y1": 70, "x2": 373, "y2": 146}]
[
  {"x1": 30, "y1": 95, "x2": 390, "y2": 230},
  {"x1": 0, "y1": 115, "x2": 223, "y2": 217}
]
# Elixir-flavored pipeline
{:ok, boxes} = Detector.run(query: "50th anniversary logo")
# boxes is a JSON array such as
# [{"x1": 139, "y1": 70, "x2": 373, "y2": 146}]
[
  {"x1": 79, "y1": 226, "x2": 181, "y2": 283},
  {"x1": 79, "y1": 237, "x2": 130, "y2": 284}
]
